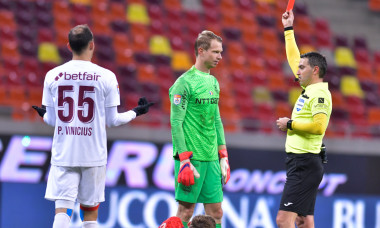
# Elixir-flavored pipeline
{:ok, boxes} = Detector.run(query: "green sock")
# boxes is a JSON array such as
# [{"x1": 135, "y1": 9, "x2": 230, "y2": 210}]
[
  {"x1": 216, "y1": 224, "x2": 221, "y2": 228},
  {"x1": 182, "y1": 221, "x2": 188, "y2": 228}
]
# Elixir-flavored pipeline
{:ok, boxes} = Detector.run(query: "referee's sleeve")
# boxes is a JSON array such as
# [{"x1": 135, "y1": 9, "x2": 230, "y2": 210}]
[
  {"x1": 284, "y1": 29, "x2": 301, "y2": 80},
  {"x1": 291, "y1": 113, "x2": 328, "y2": 135}
]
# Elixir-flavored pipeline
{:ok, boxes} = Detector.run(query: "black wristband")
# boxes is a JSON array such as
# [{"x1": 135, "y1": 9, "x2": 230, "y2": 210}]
[
  {"x1": 284, "y1": 26, "x2": 293, "y2": 31},
  {"x1": 287, "y1": 119, "x2": 293, "y2": 130}
]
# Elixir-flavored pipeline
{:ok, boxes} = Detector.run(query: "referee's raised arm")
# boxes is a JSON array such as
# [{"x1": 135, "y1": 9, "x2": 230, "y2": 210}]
[{"x1": 282, "y1": 10, "x2": 301, "y2": 82}]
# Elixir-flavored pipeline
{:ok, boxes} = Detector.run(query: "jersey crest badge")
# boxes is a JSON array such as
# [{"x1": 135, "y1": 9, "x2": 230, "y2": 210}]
[
  {"x1": 173, "y1": 94, "x2": 182, "y2": 105},
  {"x1": 117, "y1": 84, "x2": 120, "y2": 94},
  {"x1": 209, "y1": 91, "x2": 213, "y2": 95}
]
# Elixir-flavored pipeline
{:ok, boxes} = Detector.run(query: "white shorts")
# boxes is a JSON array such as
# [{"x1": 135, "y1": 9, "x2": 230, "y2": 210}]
[{"x1": 45, "y1": 165, "x2": 106, "y2": 206}]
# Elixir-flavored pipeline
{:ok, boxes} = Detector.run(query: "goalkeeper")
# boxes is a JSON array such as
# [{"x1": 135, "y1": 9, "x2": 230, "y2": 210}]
[{"x1": 169, "y1": 30, "x2": 230, "y2": 228}]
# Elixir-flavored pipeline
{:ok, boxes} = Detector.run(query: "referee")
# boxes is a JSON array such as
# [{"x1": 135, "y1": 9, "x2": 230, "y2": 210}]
[{"x1": 275, "y1": 10, "x2": 332, "y2": 228}]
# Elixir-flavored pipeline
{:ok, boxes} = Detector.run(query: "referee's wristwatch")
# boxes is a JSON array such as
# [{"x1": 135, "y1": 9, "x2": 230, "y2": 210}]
[{"x1": 287, "y1": 119, "x2": 293, "y2": 130}]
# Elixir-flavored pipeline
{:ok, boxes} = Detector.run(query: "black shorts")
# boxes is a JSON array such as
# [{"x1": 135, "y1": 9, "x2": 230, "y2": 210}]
[{"x1": 279, "y1": 153, "x2": 324, "y2": 216}]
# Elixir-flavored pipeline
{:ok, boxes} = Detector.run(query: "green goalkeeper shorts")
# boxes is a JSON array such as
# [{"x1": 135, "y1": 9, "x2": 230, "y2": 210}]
[{"x1": 174, "y1": 159, "x2": 223, "y2": 204}]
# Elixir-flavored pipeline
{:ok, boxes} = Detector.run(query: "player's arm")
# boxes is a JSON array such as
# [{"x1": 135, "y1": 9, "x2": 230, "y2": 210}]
[
  {"x1": 170, "y1": 79, "x2": 199, "y2": 186},
  {"x1": 170, "y1": 79, "x2": 190, "y2": 155},
  {"x1": 282, "y1": 10, "x2": 301, "y2": 80},
  {"x1": 215, "y1": 87, "x2": 230, "y2": 184},
  {"x1": 106, "y1": 107, "x2": 136, "y2": 127},
  {"x1": 287, "y1": 95, "x2": 331, "y2": 134},
  {"x1": 32, "y1": 105, "x2": 56, "y2": 126},
  {"x1": 106, "y1": 97, "x2": 153, "y2": 127},
  {"x1": 215, "y1": 106, "x2": 226, "y2": 146},
  {"x1": 43, "y1": 106, "x2": 56, "y2": 126},
  {"x1": 33, "y1": 75, "x2": 56, "y2": 126},
  {"x1": 289, "y1": 113, "x2": 328, "y2": 135}
]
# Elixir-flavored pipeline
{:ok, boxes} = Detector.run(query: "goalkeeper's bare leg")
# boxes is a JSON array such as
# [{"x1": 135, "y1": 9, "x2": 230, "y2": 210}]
[
  {"x1": 204, "y1": 202, "x2": 223, "y2": 225},
  {"x1": 176, "y1": 201, "x2": 196, "y2": 226}
]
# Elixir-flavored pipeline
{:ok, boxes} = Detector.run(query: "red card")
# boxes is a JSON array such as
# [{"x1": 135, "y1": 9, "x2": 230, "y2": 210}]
[{"x1": 287, "y1": 0, "x2": 295, "y2": 11}]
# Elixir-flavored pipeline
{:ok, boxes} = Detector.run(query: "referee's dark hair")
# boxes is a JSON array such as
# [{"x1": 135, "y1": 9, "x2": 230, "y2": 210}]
[
  {"x1": 68, "y1": 24, "x2": 93, "y2": 55},
  {"x1": 301, "y1": 52, "x2": 327, "y2": 78}
]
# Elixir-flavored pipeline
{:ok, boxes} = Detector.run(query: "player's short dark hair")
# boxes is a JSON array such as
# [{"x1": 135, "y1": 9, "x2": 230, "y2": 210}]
[
  {"x1": 68, "y1": 24, "x2": 93, "y2": 55},
  {"x1": 300, "y1": 52, "x2": 327, "y2": 78},
  {"x1": 194, "y1": 30, "x2": 222, "y2": 57},
  {"x1": 189, "y1": 215, "x2": 216, "y2": 228}
]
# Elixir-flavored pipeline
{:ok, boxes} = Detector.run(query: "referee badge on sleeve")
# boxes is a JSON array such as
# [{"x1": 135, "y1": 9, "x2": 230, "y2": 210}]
[
  {"x1": 173, "y1": 94, "x2": 182, "y2": 105},
  {"x1": 318, "y1": 98, "x2": 324, "y2": 103}
]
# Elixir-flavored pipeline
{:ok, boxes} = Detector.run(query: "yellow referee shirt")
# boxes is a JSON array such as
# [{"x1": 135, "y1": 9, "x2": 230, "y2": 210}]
[{"x1": 285, "y1": 29, "x2": 332, "y2": 154}]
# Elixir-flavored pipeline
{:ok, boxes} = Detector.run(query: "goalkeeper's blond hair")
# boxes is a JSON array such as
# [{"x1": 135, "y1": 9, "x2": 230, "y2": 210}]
[{"x1": 194, "y1": 30, "x2": 222, "y2": 57}]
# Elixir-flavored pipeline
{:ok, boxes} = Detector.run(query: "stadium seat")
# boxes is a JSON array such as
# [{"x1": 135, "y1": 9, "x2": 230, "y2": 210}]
[
  {"x1": 136, "y1": 64, "x2": 156, "y2": 83},
  {"x1": 288, "y1": 87, "x2": 303, "y2": 105},
  {"x1": 325, "y1": 121, "x2": 350, "y2": 138},
  {"x1": 71, "y1": 4, "x2": 91, "y2": 25},
  {"x1": 340, "y1": 76, "x2": 364, "y2": 98},
  {"x1": 134, "y1": 52, "x2": 153, "y2": 64},
  {"x1": 149, "y1": 35, "x2": 172, "y2": 56},
  {"x1": 316, "y1": 32, "x2": 333, "y2": 48},
  {"x1": 299, "y1": 45, "x2": 316, "y2": 54},
  {"x1": 1, "y1": 40, "x2": 20, "y2": 60},
  {"x1": 70, "y1": 0, "x2": 91, "y2": 5},
  {"x1": 221, "y1": 8, "x2": 239, "y2": 28},
  {"x1": 20, "y1": 41, "x2": 37, "y2": 57},
  {"x1": 38, "y1": 28, "x2": 55, "y2": 43},
  {"x1": 236, "y1": 101, "x2": 255, "y2": 122},
  {"x1": 275, "y1": 101, "x2": 292, "y2": 118},
  {"x1": 368, "y1": 107, "x2": 380, "y2": 125},
  {"x1": 335, "y1": 35, "x2": 349, "y2": 47},
  {"x1": 251, "y1": 71, "x2": 267, "y2": 86},
  {"x1": 314, "y1": 18, "x2": 331, "y2": 35},
  {"x1": 252, "y1": 86, "x2": 273, "y2": 104},
  {"x1": 330, "y1": 90, "x2": 346, "y2": 109},
  {"x1": 127, "y1": 3, "x2": 150, "y2": 25},
  {"x1": 0, "y1": 26, "x2": 16, "y2": 42},
  {"x1": 109, "y1": 2, "x2": 127, "y2": 21},
  {"x1": 364, "y1": 91, "x2": 380, "y2": 107},
  {"x1": 150, "y1": 20, "x2": 164, "y2": 35},
  {"x1": 346, "y1": 97, "x2": 366, "y2": 121},
  {"x1": 163, "y1": 0, "x2": 182, "y2": 11},
  {"x1": 0, "y1": 10, "x2": 17, "y2": 30},
  {"x1": 171, "y1": 51, "x2": 192, "y2": 71},
  {"x1": 369, "y1": 0, "x2": 380, "y2": 11},
  {"x1": 331, "y1": 108, "x2": 349, "y2": 125},
  {"x1": 0, "y1": 85, "x2": 6, "y2": 105},
  {"x1": 294, "y1": 15, "x2": 315, "y2": 36},
  {"x1": 293, "y1": 1, "x2": 309, "y2": 14},
  {"x1": 355, "y1": 49, "x2": 371, "y2": 64},
  {"x1": 335, "y1": 47, "x2": 357, "y2": 68},
  {"x1": 27, "y1": 86, "x2": 43, "y2": 104},
  {"x1": 92, "y1": 17, "x2": 111, "y2": 35},
  {"x1": 353, "y1": 36, "x2": 368, "y2": 50}
]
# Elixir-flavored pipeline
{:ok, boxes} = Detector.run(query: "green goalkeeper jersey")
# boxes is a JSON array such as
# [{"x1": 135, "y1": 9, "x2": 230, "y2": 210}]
[{"x1": 169, "y1": 66, "x2": 226, "y2": 161}]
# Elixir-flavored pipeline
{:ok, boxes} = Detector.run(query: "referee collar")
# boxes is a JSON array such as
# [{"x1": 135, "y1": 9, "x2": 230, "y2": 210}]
[{"x1": 305, "y1": 82, "x2": 328, "y2": 92}]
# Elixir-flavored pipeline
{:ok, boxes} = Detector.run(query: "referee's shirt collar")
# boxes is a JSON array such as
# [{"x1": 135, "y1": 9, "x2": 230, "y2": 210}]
[{"x1": 305, "y1": 82, "x2": 328, "y2": 92}]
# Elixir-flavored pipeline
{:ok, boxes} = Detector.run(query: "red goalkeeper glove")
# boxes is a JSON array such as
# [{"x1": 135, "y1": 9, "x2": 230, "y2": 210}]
[
  {"x1": 178, "y1": 151, "x2": 200, "y2": 186},
  {"x1": 219, "y1": 149, "x2": 230, "y2": 185}
]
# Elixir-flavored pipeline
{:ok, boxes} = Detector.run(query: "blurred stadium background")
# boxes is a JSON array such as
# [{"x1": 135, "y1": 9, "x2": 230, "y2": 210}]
[{"x1": 1, "y1": 0, "x2": 380, "y2": 227}]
